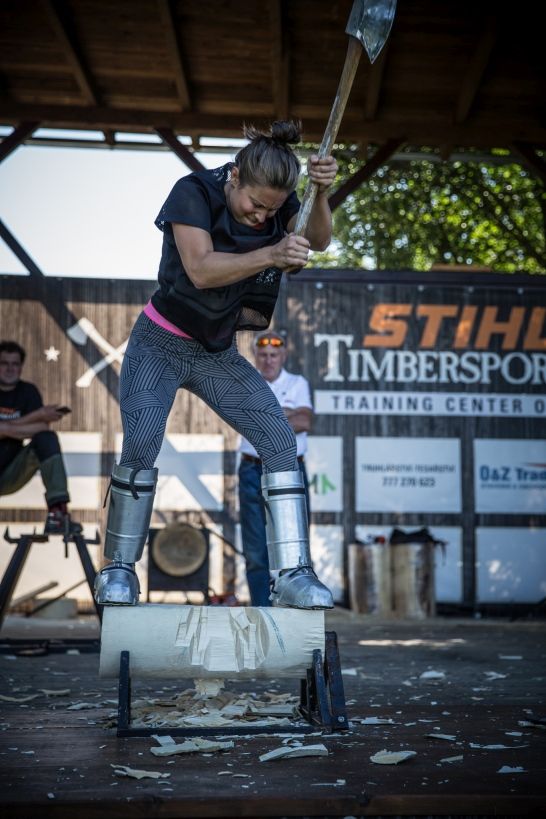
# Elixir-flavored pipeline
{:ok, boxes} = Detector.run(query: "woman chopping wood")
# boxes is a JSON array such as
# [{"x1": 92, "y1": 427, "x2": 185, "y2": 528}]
[{"x1": 94, "y1": 120, "x2": 337, "y2": 610}]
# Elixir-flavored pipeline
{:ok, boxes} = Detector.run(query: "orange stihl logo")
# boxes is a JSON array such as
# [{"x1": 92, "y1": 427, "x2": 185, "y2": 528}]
[{"x1": 362, "y1": 305, "x2": 545, "y2": 350}]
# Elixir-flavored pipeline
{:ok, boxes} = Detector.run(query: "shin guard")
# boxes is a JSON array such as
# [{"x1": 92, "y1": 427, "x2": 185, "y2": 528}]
[
  {"x1": 94, "y1": 464, "x2": 157, "y2": 605},
  {"x1": 104, "y1": 464, "x2": 157, "y2": 562},
  {"x1": 261, "y1": 470, "x2": 333, "y2": 609}
]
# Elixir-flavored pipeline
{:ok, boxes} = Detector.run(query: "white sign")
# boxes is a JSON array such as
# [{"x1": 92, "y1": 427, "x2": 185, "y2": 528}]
[
  {"x1": 355, "y1": 437, "x2": 461, "y2": 513},
  {"x1": 116, "y1": 433, "x2": 224, "y2": 511},
  {"x1": 313, "y1": 333, "x2": 546, "y2": 389},
  {"x1": 315, "y1": 390, "x2": 546, "y2": 418},
  {"x1": 474, "y1": 439, "x2": 546, "y2": 514},
  {"x1": 476, "y1": 527, "x2": 546, "y2": 603},
  {"x1": 306, "y1": 436, "x2": 343, "y2": 512},
  {"x1": 233, "y1": 523, "x2": 345, "y2": 605},
  {"x1": 310, "y1": 524, "x2": 344, "y2": 603}
]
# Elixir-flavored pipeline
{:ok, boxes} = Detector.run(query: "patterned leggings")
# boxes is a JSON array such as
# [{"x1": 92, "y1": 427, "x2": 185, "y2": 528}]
[{"x1": 119, "y1": 313, "x2": 298, "y2": 473}]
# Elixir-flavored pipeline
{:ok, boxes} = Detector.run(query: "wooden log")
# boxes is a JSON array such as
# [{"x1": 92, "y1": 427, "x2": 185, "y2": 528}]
[
  {"x1": 391, "y1": 543, "x2": 436, "y2": 619},
  {"x1": 347, "y1": 541, "x2": 391, "y2": 616},
  {"x1": 99, "y1": 604, "x2": 325, "y2": 680}
]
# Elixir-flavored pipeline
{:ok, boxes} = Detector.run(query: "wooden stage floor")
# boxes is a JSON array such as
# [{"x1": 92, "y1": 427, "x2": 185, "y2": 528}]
[{"x1": 0, "y1": 608, "x2": 545, "y2": 818}]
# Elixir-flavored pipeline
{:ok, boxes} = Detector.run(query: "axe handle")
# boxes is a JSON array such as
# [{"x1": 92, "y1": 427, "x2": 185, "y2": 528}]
[{"x1": 294, "y1": 36, "x2": 362, "y2": 237}]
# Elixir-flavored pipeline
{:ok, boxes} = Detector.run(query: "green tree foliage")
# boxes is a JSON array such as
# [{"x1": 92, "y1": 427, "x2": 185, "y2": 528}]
[{"x1": 307, "y1": 149, "x2": 546, "y2": 273}]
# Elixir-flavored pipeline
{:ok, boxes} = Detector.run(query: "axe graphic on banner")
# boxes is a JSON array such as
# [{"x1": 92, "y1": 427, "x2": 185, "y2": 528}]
[{"x1": 67, "y1": 317, "x2": 128, "y2": 388}]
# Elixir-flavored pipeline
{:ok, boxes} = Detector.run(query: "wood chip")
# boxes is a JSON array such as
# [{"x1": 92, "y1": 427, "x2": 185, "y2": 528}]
[
  {"x1": 194, "y1": 679, "x2": 225, "y2": 698},
  {"x1": 356, "y1": 717, "x2": 395, "y2": 725},
  {"x1": 259, "y1": 743, "x2": 328, "y2": 762},
  {"x1": 425, "y1": 733, "x2": 457, "y2": 741},
  {"x1": 150, "y1": 738, "x2": 234, "y2": 756},
  {"x1": 111, "y1": 764, "x2": 170, "y2": 780},
  {"x1": 469, "y1": 743, "x2": 529, "y2": 749},
  {"x1": 370, "y1": 750, "x2": 417, "y2": 765}
]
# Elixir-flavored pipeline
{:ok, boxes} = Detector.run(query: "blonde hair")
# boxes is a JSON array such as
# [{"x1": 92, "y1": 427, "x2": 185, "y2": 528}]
[{"x1": 234, "y1": 120, "x2": 301, "y2": 191}]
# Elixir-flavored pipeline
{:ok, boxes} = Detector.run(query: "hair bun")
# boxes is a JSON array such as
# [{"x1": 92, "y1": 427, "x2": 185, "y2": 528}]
[
  {"x1": 237, "y1": 120, "x2": 302, "y2": 190},
  {"x1": 270, "y1": 120, "x2": 302, "y2": 146}
]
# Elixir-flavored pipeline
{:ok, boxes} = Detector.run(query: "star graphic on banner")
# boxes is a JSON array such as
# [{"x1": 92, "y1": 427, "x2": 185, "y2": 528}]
[{"x1": 44, "y1": 346, "x2": 60, "y2": 362}]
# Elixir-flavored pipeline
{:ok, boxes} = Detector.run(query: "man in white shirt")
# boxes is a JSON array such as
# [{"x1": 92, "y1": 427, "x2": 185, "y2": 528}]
[{"x1": 238, "y1": 330, "x2": 313, "y2": 606}]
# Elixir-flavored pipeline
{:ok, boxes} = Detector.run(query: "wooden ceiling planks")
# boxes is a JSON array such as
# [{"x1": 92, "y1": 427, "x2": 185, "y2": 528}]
[{"x1": 0, "y1": 0, "x2": 544, "y2": 151}]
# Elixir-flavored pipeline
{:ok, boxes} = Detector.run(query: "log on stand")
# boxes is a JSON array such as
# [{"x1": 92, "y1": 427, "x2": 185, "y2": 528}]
[{"x1": 99, "y1": 604, "x2": 349, "y2": 737}]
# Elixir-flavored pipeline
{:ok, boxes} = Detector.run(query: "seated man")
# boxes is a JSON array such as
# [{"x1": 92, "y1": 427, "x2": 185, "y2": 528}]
[{"x1": 0, "y1": 340, "x2": 80, "y2": 535}]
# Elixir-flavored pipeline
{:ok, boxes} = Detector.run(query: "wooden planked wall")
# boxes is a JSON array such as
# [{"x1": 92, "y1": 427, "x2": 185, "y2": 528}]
[{"x1": 1, "y1": 270, "x2": 545, "y2": 608}]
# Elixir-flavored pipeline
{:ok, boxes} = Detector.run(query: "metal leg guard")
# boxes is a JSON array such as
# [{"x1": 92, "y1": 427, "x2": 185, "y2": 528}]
[
  {"x1": 261, "y1": 470, "x2": 334, "y2": 610},
  {"x1": 94, "y1": 464, "x2": 157, "y2": 606}
]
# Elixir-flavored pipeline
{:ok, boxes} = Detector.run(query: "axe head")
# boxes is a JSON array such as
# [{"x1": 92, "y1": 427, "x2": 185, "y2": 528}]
[{"x1": 346, "y1": 0, "x2": 397, "y2": 63}]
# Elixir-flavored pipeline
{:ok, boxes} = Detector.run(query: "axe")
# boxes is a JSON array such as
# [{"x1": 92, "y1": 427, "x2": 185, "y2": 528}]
[{"x1": 294, "y1": 0, "x2": 397, "y2": 236}]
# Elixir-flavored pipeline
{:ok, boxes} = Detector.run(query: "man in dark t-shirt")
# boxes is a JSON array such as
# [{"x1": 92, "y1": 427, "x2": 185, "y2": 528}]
[{"x1": 0, "y1": 340, "x2": 80, "y2": 535}]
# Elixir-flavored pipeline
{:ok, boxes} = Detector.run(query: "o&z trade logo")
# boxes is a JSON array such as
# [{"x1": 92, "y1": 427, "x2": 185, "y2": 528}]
[{"x1": 479, "y1": 462, "x2": 546, "y2": 487}]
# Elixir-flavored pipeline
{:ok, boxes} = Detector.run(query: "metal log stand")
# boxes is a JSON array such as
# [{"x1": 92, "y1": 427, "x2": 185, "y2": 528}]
[
  {"x1": 0, "y1": 526, "x2": 102, "y2": 631},
  {"x1": 116, "y1": 630, "x2": 349, "y2": 738}
]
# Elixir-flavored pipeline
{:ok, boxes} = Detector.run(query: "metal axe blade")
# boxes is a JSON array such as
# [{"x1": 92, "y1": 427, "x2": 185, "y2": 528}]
[{"x1": 346, "y1": 0, "x2": 397, "y2": 64}]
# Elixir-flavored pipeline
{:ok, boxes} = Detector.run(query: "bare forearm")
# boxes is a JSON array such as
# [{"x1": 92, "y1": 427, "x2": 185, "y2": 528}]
[
  {"x1": 187, "y1": 246, "x2": 277, "y2": 289},
  {"x1": 304, "y1": 192, "x2": 333, "y2": 251},
  {"x1": 173, "y1": 225, "x2": 311, "y2": 290},
  {"x1": 17, "y1": 407, "x2": 46, "y2": 424},
  {"x1": 284, "y1": 408, "x2": 313, "y2": 434},
  {"x1": 0, "y1": 420, "x2": 49, "y2": 439}
]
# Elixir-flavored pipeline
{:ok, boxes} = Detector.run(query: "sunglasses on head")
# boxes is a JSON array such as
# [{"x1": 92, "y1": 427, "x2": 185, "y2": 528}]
[{"x1": 256, "y1": 336, "x2": 285, "y2": 348}]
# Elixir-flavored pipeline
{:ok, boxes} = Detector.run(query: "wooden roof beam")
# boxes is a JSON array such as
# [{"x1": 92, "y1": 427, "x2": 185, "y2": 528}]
[
  {"x1": 364, "y1": 44, "x2": 389, "y2": 121},
  {"x1": 328, "y1": 137, "x2": 405, "y2": 211},
  {"x1": 155, "y1": 127, "x2": 205, "y2": 172},
  {"x1": 3, "y1": 102, "x2": 546, "y2": 145},
  {"x1": 269, "y1": 0, "x2": 290, "y2": 120},
  {"x1": 157, "y1": 0, "x2": 192, "y2": 111},
  {"x1": 454, "y1": 15, "x2": 497, "y2": 124},
  {"x1": 0, "y1": 217, "x2": 44, "y2": 277},
  {"x1": 511, "y1": 142, "x2": 546, "y2": 185},
  {"x1": 423, "y1": 15, "x2": 497, "y2": 164},
  {"x1": 0, "y1": 121, "x2": 40, "y2": 165},
  {"x1": 41, "y1": 0, "x2": 100, "y2": 106}
]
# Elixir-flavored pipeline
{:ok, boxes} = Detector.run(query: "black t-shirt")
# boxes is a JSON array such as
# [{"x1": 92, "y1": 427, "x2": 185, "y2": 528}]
[
  {"x1": 151, "y1": 163, "x2": 300, "y2": 352},
  {"x1": 0, "y1": 380, "x2": 42, "y2": 472}
]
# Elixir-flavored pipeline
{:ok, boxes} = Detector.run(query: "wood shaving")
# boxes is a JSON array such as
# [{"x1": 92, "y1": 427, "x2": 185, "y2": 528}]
[
  {"x1": 111, "y1": 764, "x2": 170, "y2": 780},
  {"x1": 39, "y1": 689, "x2": 71, "y2": 697},
  {"x1": 67, "y1": 702, "x2": 102, "y2": 710},
  {"x1": 469, "y1": 743, "x2": 529, "y2": 749},
  {"x1": 194, "y1": 679, "x2": 225, "y2": 698},
  {"x1": 129, "y1": 686, "x2": 297, "y2": 730},
  {"x1": 354, "y1": 717, "x2": 395, "y2": 725},
  {"x1": 259, "y1": 743, "x2": 328, "y2": 762},
  {"x1": 150, "y1": 738, "x2": 234, "y2": 756},
  {"x1": 370, "y1": 749, "x2": 417, "y2": 765},
  {"x1": 498, "y1": 765, "x2": 526, "y2": 773},
  {"x1": 425, "y1": 733, "x2": 457, "y2": 741}
]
